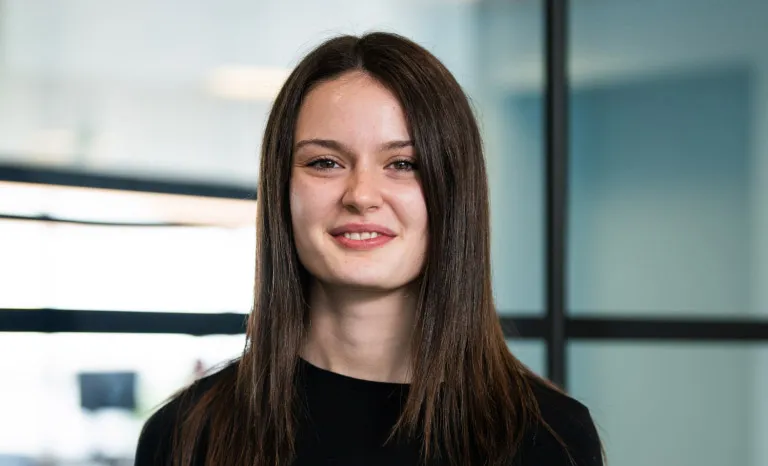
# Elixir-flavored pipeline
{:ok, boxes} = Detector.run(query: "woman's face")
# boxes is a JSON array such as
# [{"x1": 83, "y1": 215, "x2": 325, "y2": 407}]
[{"x1": 290, "y1": 71, "x2": 428, "y2": 291}]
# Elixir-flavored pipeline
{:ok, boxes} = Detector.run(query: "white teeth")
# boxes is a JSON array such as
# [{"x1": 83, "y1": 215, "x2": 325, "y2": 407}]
[{"x1": 343, "y1": 232, "x2": 380, "y2": 240}]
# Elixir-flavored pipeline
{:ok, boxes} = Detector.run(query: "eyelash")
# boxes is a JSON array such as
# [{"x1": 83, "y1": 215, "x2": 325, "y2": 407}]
[{"x1": 306, "y1": 158, "x2": 418, "y2": 172}]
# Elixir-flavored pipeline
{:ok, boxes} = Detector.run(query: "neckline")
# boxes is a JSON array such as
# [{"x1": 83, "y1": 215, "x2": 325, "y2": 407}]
[{"x1": 299, "y1": 357, "x2": 411, "y2": 390}]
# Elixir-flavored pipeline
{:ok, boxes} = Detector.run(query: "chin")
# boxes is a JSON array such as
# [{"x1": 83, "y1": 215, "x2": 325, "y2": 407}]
[
  {"x1": 329, "y1": 275, "x2": 404, "y2": 291},
  {"x1": 318, "y1": 265, "x2": 417, "y2": 290}
]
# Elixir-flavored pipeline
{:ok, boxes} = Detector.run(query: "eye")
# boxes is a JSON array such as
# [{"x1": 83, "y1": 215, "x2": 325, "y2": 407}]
[
  {"x1": 389, "y1": 159, "x2": 418, "y2": 172},
  {"x1": 307, "y1": 158, "x2": 341, "y2": 171}
]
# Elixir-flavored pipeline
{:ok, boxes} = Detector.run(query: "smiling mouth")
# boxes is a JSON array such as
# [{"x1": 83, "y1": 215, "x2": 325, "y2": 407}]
[
  {"x1": 331, "y1": 231, "x2": 394, "y2": 250},
  {"x1": 341, "y1": 232, "x2": 381, "y2": 240}
]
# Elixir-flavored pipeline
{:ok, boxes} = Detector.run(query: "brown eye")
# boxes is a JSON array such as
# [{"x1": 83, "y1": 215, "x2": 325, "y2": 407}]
[
  {"x1": 307, "y1": 158, "x2": 340, "y2": 171},
  {"x1": 389, "y1": 160, "x2": 417, "y2": 172}
]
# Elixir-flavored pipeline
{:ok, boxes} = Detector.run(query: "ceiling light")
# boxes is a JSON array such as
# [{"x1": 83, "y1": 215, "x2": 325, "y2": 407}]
[
  {"x1": 207, "y1": 66, "x2": 291, "y2": 102},
  {"x1": 0, "y1": 181, "x2": 257, "y2": 227}
]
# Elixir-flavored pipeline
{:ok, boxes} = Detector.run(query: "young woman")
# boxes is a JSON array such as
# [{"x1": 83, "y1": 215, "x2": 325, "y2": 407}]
[{"x1": 135, "y1": 32, "x2": 603, "y2": 466}]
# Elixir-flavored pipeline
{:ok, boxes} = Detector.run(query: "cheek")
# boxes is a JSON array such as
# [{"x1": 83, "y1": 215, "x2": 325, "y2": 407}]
[
  {"x1": 288, "y1": 182, "x2": 303, "y2": 230},
  {"x1": 396, "y1": 187, "x2": 429, "y2": 237},
  {"x1": 289, "y1": 181, "x2": 312, "y2": 253},
  {"x1": 289, "y1": 178, "x2": 333, "y2": 240}
]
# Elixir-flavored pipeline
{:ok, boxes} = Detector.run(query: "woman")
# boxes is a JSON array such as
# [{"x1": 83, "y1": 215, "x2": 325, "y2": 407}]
[{"x1": 135, "y1": 32, "x2": 603, "y2": 466}]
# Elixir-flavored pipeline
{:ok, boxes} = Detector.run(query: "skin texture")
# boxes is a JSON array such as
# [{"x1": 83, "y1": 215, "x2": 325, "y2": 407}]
[{"x1": 290, "y1": 71, "x2": 428, "y2": 383}]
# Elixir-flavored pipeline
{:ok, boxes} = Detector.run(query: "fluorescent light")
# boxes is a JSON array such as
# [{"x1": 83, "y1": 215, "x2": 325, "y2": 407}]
[
  {"x1": 0, "y1": 181, "x2": 257, "y2": 227},
  {"x1": 207, "y1": 66, "x2": 291, "y2": 101}
]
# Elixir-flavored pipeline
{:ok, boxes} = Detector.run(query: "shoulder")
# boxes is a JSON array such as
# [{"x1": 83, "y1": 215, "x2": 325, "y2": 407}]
[
  {"x1": 134, "y1": 361, "x2": 238, "y2": 466},
  {"x1": 518, "y1": 377, "x2": 603, "y2": 466}
]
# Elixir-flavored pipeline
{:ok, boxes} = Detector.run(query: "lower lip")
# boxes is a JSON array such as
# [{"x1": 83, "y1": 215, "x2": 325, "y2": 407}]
[{"x1": 332, "y1": 234, "x2": 394, "y2": 250}]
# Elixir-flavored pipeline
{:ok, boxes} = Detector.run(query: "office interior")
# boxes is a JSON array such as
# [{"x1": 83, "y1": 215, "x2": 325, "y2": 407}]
[{"x1": 1, "y1": 0, "x2": 767, "y2": 465}]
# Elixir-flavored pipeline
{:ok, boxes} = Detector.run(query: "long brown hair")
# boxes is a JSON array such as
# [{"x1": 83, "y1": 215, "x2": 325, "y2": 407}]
[{"x1": 171, "y1": 32, "x2": 560, "y2": 466}]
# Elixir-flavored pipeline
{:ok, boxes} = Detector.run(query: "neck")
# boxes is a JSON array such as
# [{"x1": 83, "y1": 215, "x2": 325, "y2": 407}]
[{"x1": 301, "y1": 280, "x2": 418, "y2": 384}]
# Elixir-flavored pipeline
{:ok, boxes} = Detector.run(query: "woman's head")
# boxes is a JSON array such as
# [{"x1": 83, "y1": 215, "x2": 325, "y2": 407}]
[
  {"x1": 290, "y1": 71, "x2": 428, "y2": 291},
  {"x1": 259, "y1": 32, "x2": 490, "y2": 310}
]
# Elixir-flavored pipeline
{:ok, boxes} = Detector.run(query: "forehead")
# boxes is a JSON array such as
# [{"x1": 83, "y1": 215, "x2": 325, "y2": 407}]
[{"x1": 295, "y1": 71, "x2": 411, "y2": 145}]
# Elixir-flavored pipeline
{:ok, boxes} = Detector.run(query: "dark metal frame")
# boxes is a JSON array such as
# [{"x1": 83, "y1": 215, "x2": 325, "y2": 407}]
[
  {"x1": 544, "y1": 0, "x2": 570, "y2": 386},
  {"x1": 0, "y1": 161, "x2": 255, "y2": 199},
  {"x1": 2, "y1": 0, "x2": 768, "y2": 389},
  {"x1": 5, "y1": 309, "x2": 768, "y2": 341},
  {"x1": 538, "y1": 0, "x2": 768, "y2": 388}
]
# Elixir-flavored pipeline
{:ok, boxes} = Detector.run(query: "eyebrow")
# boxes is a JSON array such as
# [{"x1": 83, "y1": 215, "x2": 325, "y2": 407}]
[{"x1": 294, "y1": 138, "x2": 414, "y2": 154}]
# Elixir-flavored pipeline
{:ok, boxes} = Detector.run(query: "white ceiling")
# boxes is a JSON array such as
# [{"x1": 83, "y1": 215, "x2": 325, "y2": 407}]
[
  {"x1": 0, "y1": 0, "x2": 765, "y2": 187},
  {"x1": 0, "y1": 0, "x2": 480, "y2": 185}
]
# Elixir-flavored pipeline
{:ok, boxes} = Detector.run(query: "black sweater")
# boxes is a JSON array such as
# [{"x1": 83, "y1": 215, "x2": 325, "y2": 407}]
[{"x1": 135, "y1": 358, "x2": 603, "y2": 466}]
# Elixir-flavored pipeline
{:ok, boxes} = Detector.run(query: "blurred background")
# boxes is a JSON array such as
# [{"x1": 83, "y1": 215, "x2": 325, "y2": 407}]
[{"x1": 0, "y1": 0, "x2": 767, "y2": 465}]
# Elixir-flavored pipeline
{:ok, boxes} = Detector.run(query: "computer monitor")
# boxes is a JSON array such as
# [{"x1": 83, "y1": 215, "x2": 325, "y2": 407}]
[{"x1": 77, "y1": 371, "x2": 137, "y2": 412}]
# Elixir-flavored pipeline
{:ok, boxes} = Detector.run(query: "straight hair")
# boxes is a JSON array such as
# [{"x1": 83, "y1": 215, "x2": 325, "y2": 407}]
[{"x1": 169, "y1": 32, "x2": 570, "y2": 466}]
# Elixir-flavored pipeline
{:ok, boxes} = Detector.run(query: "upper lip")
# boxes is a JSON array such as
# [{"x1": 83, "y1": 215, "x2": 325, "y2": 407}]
[{"x1": 329, "y1": 223, "x2": 397, "y2": 236}]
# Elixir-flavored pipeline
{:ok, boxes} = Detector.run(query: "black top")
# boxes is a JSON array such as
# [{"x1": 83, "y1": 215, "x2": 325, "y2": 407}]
[{"x1": 135, "y1": 359, "x2": 602, "y2": 466}]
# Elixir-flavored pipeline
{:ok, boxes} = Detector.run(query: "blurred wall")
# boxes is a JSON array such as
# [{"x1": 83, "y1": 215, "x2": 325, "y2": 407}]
[{"x1": 479, "y1": 1, "x2": 768, "y2": 465}]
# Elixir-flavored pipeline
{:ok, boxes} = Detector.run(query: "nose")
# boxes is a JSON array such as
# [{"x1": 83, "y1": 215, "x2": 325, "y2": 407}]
[{"x1": 341, "y1": 166, "x2": 383, "y2": 214}]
